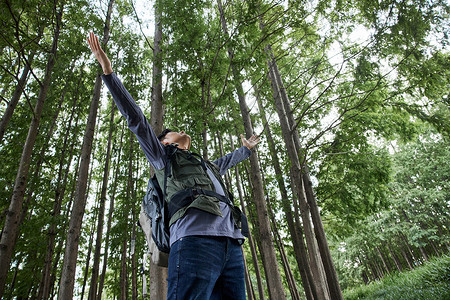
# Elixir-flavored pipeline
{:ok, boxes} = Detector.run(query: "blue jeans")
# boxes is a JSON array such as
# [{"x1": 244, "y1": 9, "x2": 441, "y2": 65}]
[{"x1": 167, "y1": 236, "x2": 246, "y2": 300}]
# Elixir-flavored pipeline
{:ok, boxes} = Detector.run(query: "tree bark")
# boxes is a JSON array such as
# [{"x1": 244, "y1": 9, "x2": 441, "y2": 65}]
[
  {"x1": 0, "y1": 3, "x2": 63, "y2": 296},
  {"x1": 120, "y1": 238, "x2": 128, "y2": 300},
  {"x1": 98, "y1": 124, "x2": 125, "y2": 300},
  {"x1": 147, "y1": 1, "x2": 168, "y2": 298},
  {"x1": 217, "y1": 1, "x2": 286, "y2": 298},
  {"x1": 263, "y1": 36, "x2": 343, "y2": 298},
  {"x1": 0, "y1": 50, "x2": 35, "y2": 143},
  {"x1": 88, "y1": 104, "x2": 116, "y2": 300},
  {"x1": 38, "y1": 81, "x2": 81, "y2": 300},
  {"x1": 264, "y1": 44, "x2": 330, "y2": 300},
  {"x1": 228, "y1": 131, "x2": 265, "y2": 300},
  {"x1": 256, "y1": 94, "x2": 316, "y2": 300},
  {"x1": 386, "y1": 242, "x2": 402, "y2": 272},
  {"x1": 80, "y1": 207, "x2": 98, "y2": 300},
  {"x1": 58, "y1": 1, "x2": 114, "y2": 298},
  {"x1": 266, "y1": 192, "x2": 302, "y2": 300}
]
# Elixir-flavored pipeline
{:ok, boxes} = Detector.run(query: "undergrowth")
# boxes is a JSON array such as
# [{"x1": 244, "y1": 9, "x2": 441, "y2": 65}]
[{"x1": 343, "y1": 255, "x2": 450, "y2": 300}]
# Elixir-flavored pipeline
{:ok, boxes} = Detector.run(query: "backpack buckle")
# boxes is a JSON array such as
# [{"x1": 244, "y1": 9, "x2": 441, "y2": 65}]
[{"x1": 192, "y1": 188, "x2": 200, "y2": 198}]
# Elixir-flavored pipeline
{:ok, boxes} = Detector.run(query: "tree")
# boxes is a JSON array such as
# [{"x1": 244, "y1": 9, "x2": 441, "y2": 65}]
[
  {"x1": 58, "y1": 1, "x2": 115, "y2": 298},
  {"x1": 0, "y1": 1, "x2": 64, "y2": 295}
]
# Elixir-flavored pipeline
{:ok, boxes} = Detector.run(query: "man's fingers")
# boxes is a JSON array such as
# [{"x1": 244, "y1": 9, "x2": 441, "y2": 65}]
[{"x1": 87, "y1": 33, "x2": 101, "y2": 53}]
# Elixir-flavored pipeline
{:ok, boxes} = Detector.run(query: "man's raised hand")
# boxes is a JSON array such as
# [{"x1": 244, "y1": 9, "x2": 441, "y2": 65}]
[
  {"x1": 87, "y1": 32, "x2": 113, "y2": 75},
  {"x1": 241, "y1": 134, "x2": 261, "y2": 150}
]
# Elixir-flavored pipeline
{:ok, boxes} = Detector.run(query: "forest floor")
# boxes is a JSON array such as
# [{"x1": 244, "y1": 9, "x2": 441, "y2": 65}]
[{"x1": 343, "y1": 254, "x2": 450, "y2": 300}]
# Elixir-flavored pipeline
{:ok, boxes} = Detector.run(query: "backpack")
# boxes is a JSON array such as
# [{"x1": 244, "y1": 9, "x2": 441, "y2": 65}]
[
  {"x1": 139, "y1": 174, "x2": 170, "y2": 267},
  {"x1": 138, "y1": 145, "x2": 177, "y2": 268}
]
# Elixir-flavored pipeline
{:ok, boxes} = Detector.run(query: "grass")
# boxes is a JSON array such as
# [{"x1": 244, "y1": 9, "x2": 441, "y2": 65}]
[{"x1": 343, "y1": 255, "x2": 450, "y2": 300}]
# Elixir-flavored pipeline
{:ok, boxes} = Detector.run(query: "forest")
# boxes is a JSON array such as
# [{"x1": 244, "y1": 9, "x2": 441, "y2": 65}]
[{"x1": 0, "y1": 0, "x2": 448, "y2": 299}]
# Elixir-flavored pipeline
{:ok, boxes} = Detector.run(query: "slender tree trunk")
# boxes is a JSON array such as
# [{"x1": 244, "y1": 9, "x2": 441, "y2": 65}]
[
  {"x1": 88, "y1": 104, "x2": 116, "y2": 300},
  {"x1": 148, "y1": 1, "x2": 168, "y2": 298},
  {"x1": 256, "y1": 94, "x2": 316, "y2": 300},
  {"x1": 58, "y1": 1, "x2": 114, "y2": 298},
  {"x1": 217, "y1": 1, "x2": 286, "y2": 298},
  {"x1": 228, "y1": 131, "x2": 266, "y2": 300},
  {"x1": 38, "y1": 87, "x2": 80, "y2": 300},
  {"x1": 230, "y1": 129, "x2": 266, "y2": 299},
  {"x1": 400, "y1": 247, "x2": 413, "y2": 270},
  {"x1": 131, "y1": 233, "x2": 137, "y2": 300},
  {"x1": 150, "y1": 0, "x2": 164, "y2": 134},
  {"x1": 80, "y1": 154, "x2": 102, "y2": 300},
  {"x1": 242, "y1": 251, "x2": 255, "y2": 300},
  {"x1": 120, "y1": 135, "x2": 134, "y2": 300},
  {"x1": 0, "y1": 3, "x2": 63, "y2": 296},
  {"x1": 264, "y1": 44, "x2": 329, "y2": 300},
  {"x1": 242, "y1": 166, "x2": 269, "y2": 299},
  {"x1": 236, "y1": 180, "x2": 264, "y2": 300},
  {"x1": 263, "y1": 37, "x2": 343, "y2": 298},
  {"x1": 376, "y1": 246, "x2": 390, "y2": 274},
  {"x1": 120, "y1": 238, "x2": 128, "y2": 300},
  {"x1": 50, "y1": 154, "x2": 78, "y2": 298},
  {"x1": 267, "y1": 193, "x2": 302, "y2": 300},
  {"x1": 0, "y1": 50, "x2": 35, "y2": 143},
  {"x1": 302, "y1": 169, "x2": 341, "y2": 298},
  {"x1": 80, "y1": 207, "x2": 99, "y2": 300},
  {"x1": 387, "y1": 242, "x2": 402, "y2": 272},
  {"x1": 98, "y1": 124, "x2": 125, "y2": 300},
  {"x1": 131, "y1": 157, "x2": 138, "y2": 300}
]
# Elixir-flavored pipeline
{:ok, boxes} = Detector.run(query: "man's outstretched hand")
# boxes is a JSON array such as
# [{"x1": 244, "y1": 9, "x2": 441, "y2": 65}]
[
  {"x1": 87, "y1": 32, "x2": 113, "y2": 75},
  {"x1": 241, "y1": 134, "x2": 261, "y2": 150}
]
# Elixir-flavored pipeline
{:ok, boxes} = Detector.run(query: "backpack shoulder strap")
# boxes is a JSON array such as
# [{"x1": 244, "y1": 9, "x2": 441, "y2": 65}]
[{"x1": 162, "y1": 144, "x2": 178, "y2": 201}]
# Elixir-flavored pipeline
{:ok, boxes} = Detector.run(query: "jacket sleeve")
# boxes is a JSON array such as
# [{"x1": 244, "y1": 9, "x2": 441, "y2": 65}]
[
  {"x1": 212, "y1": 146, "x2": 252, "y2": 176},
  {"x1": 101, "y1": 72, "x2": 166, "y2": 169}
]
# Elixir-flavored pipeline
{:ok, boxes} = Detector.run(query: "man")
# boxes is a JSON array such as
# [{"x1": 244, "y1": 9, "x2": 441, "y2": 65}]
[{"x1": 88, "y1": 33, "x2": 260, "y2": 299}]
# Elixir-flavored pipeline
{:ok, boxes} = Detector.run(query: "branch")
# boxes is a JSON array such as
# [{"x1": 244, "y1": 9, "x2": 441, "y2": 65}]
[{"x1": 130, "y1": 0, "x2": 154, "y2": 51}]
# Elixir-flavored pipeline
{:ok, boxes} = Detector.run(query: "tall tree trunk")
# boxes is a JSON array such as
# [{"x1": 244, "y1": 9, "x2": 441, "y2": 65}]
[
  {"x1": 302, "y1": 169, "x2": 341, "y2": 299},
  {"x1": 0, "y1": 50, "x2": 36, "y2": 143},
  {"x1": 80, "y1": 206, "x2": 99, "y2": 300},
  {"x1": 148, "y1": 1, "x2": 168, "y2": 298},
  {"x1": 58, "y1": 1, "x2": 114, "y2": 298},
  {"x1": 228, "y1": 131, "x2": 265, "y2": 300},
  {"x1": 120, "y1": 237, "x2": 128, "y2": 300},
  {"x1": 264, "y1": 44, "x2": 329, "y2": 300},
  {"x1": 400, "y1": 247, "x2": 413, "y2": 270},
  {"x1": 98, "y1": 124, "x2": 125, "y2": 300},
  {"x1": 80, "y1": 150, "x2": 102, "y2": 300},
  {"x1": 386, "y1": 242, "x2": 402, "y2": 272},
  {"x1": 0, "y1": 3, "x2": 63, "y2": 296},
  {"x1": 256, "y1": 94, "x2": 316, "y2": 300},
  {"x1": 217, "y1": 1, "x2": 286, "y2": 298},
  {"x1": 376, "y1": 246, "x2": 390, "y2": 274},
  {"x1": 131, "y1": 153, "x2": 138, "y2": 300},
  {"x1": 38, "y1": 84, "x2": 81, "y2": 300},
  {"x1": 267, "y1": 193, "x2": 302, "y2": 300},
  {"x1": 88, "y1": 104, "x2": 116, "y2": 300},
  {"x1": 263, "y1": 37, "x2": 343, "y2": 298}
]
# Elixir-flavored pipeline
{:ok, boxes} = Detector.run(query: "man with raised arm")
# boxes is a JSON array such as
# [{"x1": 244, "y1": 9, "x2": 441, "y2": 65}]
[{"x1": 88, "y1": 33, "x2": 259, "y2": 300}]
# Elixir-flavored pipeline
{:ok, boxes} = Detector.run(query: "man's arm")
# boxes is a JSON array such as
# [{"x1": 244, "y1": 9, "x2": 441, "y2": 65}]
[
  {"x1": 88, "y1": 33, "x2": 165, "y2": 169},
  {"x1": 212, "y1": 135, "x2": 260, "y2": 175},
  {"x1": 102, "y1": 74, "x2": 166, "y2": 169}
]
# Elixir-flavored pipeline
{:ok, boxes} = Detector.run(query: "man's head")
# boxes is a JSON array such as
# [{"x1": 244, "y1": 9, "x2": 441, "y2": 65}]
[{"x1": 157, "y1": 128, "x2": 191, "y2": 150}]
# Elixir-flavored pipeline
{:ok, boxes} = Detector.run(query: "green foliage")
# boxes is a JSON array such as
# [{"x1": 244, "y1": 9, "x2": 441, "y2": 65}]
[
  {"x1": 344, "y1": 255, "x2": 450, "y2": 300},
  {"x1": 332, "y1": 130, "x2": 449, "y2": 289},
  {"x1": 1, "y1": 0, "x2": 449, "y2": 298}
]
